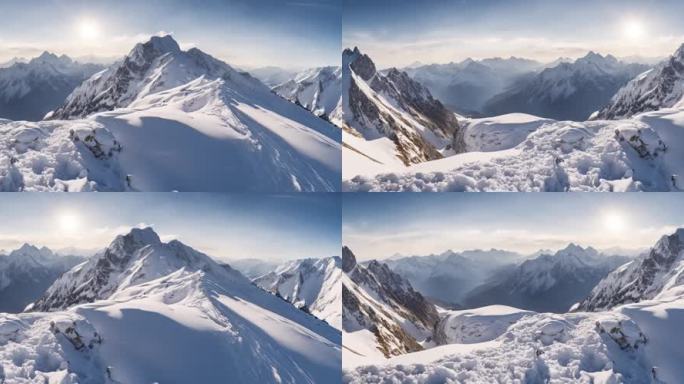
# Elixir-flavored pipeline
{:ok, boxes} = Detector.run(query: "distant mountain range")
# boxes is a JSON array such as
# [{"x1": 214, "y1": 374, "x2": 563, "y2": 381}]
[
  {"x1": 405, "y1": 52, "x2": 650, "y2": 121},
  {"x1": 0, "y1": 52, "x2": 103, "y2": 121},
  {"x1": 0, "y1": 244, "x2": 84, "y2": 312}
]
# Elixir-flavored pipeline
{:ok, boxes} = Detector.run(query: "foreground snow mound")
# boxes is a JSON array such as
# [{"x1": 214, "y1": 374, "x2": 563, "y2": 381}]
[
  {"x1": 0, "y1": 119, "x2": 126, "y2": 191},
  {"x1": 344, "y1": 311, "x2": 652, "y2": 383},
  {"x1": 254, "y1": 256, "x2": 342, "y2": 329},
  {"x1": 344, "y1": 109, "x2": 683, "y2": 192},
  {"x1": 11, "y1": 227, "x2": 341, "y2": 383},
  {"x1": 435, "y1": 305, "x2": 534, "y2": 344}
]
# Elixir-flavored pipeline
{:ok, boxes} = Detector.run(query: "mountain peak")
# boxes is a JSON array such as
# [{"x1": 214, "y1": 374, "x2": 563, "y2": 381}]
[
  {"x1": 147, "y1": 34, "x2": 181, "y2": 54},
  {"x1": 342, "y1": 246, "x2": 357, "y2": 273},
  {"x1": 126, "y1": 226, "x2": 161, "y2": 245}
]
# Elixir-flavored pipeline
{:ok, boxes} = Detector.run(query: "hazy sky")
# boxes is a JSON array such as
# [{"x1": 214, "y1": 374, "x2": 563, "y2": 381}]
[
  {"x1": 343, "y1": 194, "x2": 684, "y2": 260},
  {"x1": 0, "y1": 194, "x2": 340, "y2": 261},
  {"x1": 0, "y1": 0, "x2": 340, "y2": 68},
  {"x1": 343, "y1": 0, "x2": 684, "y2": 68}
]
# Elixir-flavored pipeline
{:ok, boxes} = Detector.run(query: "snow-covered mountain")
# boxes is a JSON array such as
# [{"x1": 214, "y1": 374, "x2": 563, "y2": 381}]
[
  {"x1": 595, "y1": 43, "x2": 684, "y2": 120},
  {"x1": 272, "y1": 66, "x2": 341, "y2": 121},
  {"x1": 484, "y1": 52, "x2": 649, "y2": 121},
  {"x1": 4, "y1": 227, "x2": 341, "y2": 383},
  {"x1": 464, "y1": 244, "x2": 630, "y2": 312},
  {"x1": 0, "y1": 35, "x2": 341, "y2": 192},
  {"x1": 342, "y1": 246, "x2": 440, "y2": 363},
  {"x1": 0, "y1": 52, "x2": 103, "y2": 121},
  {"x1": 253, "y1": 256, "x2": 342, "y2": 329},
  {"x1": 404, "y1": 57, "x2": 541, "y2": 115},
  {"x1": 577, "y1": 228, "x2": 684, "y2": 312},
  {"x1": 341, "y1": 47, "x2": 464, "y2": 167},
  {"x1": 0, "y1": 244, "x2": 83, "y2": 313},
  {"x1": 384, "y1": 249, "x2": 522, "y2": 307},
  {"x1": 344, "y1": 231, "x2": 684, "y2": 383}
]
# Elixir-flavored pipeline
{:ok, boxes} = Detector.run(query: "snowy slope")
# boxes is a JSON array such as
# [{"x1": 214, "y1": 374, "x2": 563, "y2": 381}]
[
  {"x1": 0, "y1": 53, "x2": 102, "y2": 121},
  {"x1": 0, "y1": 35, "x2": 341, "y2": 192},
  {"x1": 341, "y1": 48, "x2": 464, "y2": 166},
  {"x1": 596, "y1": 43, "x2": 684, "y2": 120},
  {"x1": 578, "y1": 228, "x2": 684, "y2": 312},
  {"x1": 253, "y1": 256, "x2": 342, "y2": 329},
  {"x1": 273, "y1": 66, "x2": 341, "y2": 121},
  {"x1": 6, "y1": 227, "x2": 341, "y2": 383},
  {"x1": 342, "y1": 247, "x2": 439, "y2": 361},
  {"x1": 484, "y1": 52, "x2": 649, "y2": 121},
  {"x1": 344, "y1": 231, "x2": 684, "y2": 383},
  {"x1": 0, "y1": 245, "x2": 83, "y2": 313},
  {"x1": 343, "y1": 107, "x2": 684, "y2": 192},
  {"x1": 465, "y1": 244, "x2": 630, "y2": 312},
  {"x1": 344, "y1": 309, "x2": 653, "y2": 383}
]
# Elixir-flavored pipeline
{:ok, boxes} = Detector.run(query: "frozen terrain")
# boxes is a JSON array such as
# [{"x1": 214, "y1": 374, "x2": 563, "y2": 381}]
[
  {"x1": 343, "y1": 109, "x2": 682, "y2": 192},
  {"x1": 343, "y1": 229, "x2": 684, "y2": 383},
  {"x1": 343, "y1": 44, "x2": 684, "y2": 192},
  {"x1": 0, "y1": 35, "x2": 341, "y2": 192},
  {"x1": 253, "y1": 256, "x2": 342, "y2": 330},
  {"x1": 0, "y1": 227, "x2": 341, "y2": 383}
]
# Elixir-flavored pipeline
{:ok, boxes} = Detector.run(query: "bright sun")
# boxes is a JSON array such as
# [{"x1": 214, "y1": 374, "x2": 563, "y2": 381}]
[
  {"x1": 57, "y1": 212, "x2": 82, "y2": 234},
  {"x1": 77, "y1": 19, "x2": 101, "y2": 41},
  {"x1": 622, "y1": 18, "x2": 646, "y2": 40},
  {"x1": 602, "y1": 211, "x2": 626, "y2": 234}
]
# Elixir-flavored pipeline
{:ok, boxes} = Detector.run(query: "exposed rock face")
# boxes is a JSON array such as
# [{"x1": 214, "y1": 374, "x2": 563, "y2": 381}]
[
  {"x1": 342, "y1": 246, "x2": 439, "y2": 357},
  {"x1": 577, "y1": 229, "x2": 684, "y2": 311},
  {"x1": 595, "y1": 44, "x2": 684, "y2": 120},
  {"x1": 342, "y1": 47, "x2": 464, "y2": 165}
]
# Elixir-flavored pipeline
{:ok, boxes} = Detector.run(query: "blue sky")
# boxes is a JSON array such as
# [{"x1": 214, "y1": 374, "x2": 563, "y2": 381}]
[
  {"x1": 0, "y1": 193, "x2": 341, "y2": 261},
  {"x1": 343, "y1": 193, "x2": 684, "y2": 260},
  {"x1": 0, "y1": 0, "x2": 340, "y2": 68},
  {"x1": 344, "y1": 0, "x2": 684, "y2": 67}
]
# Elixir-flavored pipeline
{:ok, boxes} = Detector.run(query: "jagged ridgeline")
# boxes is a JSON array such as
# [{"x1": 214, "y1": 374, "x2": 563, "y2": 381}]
[
  {"x1": 1, "y1": 227, "x2": 341, "y2": 383},
  {"x1": 0, "y1": 35, "x2": 341, "y2": 192}
]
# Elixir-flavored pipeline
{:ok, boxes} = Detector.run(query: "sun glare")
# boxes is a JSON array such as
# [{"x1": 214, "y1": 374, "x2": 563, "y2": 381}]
[
  {"x1": 622, "y1": 18, "x2": 646, "y2": 41},
  {"x1": 57, "y1": 212, "x2": 82, "y2": 234},
  {"x1": 602, "y1": 211, "x2": 626, "y2": 234},
  {"x1": 77, "y1": 19, "x2": 101, "y2": 41}
]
